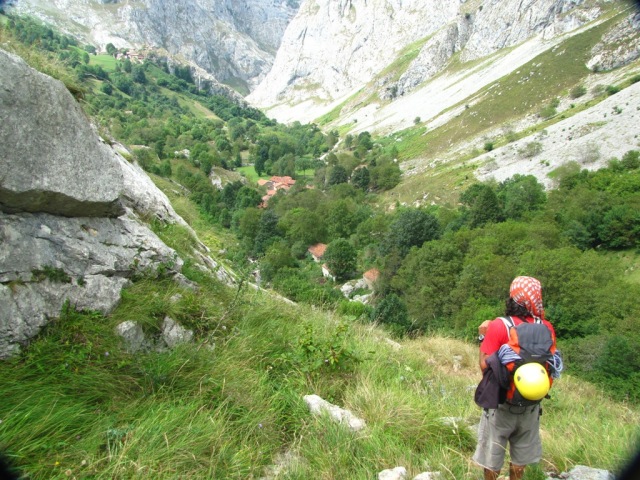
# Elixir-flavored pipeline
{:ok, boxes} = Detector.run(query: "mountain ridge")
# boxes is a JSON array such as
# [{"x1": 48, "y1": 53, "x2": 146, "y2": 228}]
[{"x1": 8, "y1": 0, "x2": 301, "y2": 93}]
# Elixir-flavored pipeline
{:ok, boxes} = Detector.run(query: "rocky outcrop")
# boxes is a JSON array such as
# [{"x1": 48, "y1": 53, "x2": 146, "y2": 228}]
[
  {"x1": 0, "y1": 49, "x2": 190, "y2": 358},
  {"x1": 115, "y1": 317, "x2": 194, "y2": 353},
  {"x1": 546, "y1": 465, "x2": 614, "y2": 480},
  {"x1": 588, "y1": 12, "x2": 640, "y2": 71},
  {"x1": 10, "y1": 0, "x2": 301, "y2": 92},
  {"x1": 0, "y1": 53, "x2": 124, "y2": 217},
  {"x1": 248, "y1": 0, "x2": 458, "y2": 111},
  {"x1": 303, "y1": 394, "x2": 366, "y2": 431}
]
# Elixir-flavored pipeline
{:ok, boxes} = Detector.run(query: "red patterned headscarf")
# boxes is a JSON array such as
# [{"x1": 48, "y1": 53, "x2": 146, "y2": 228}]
[{"x1": 510, "y1": 276, "x2": 545, "y2": 321}]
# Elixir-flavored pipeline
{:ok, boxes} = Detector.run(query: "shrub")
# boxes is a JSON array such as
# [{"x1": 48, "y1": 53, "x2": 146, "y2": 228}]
[
  {"x1": 519, "y1": 141, "x2": 543, "y2": 158},
  {"x1": 370, "y1": 293, "x2": 410, "y2": 335},
  {"x1": 539, "y1": 104, "x2": 557, "y2": 119},
  {"x1": 505, "y1": 130, "x2": 518, "y2": 143},
  {"x1": 605, "y1": 84, "x2": 620, "y2": 96},
  {"x1": 621, "y1": 150, "x2": 640, "y2": 170},
  {"x1": 483, "y1": 141, "x2": 494, "y2": 152},
  {"x1": 337, "y1": 300, "x2": 372, "y2": 319},
  {"x1": 569, "y1": 85, "x2": 587, "y2": 99}
]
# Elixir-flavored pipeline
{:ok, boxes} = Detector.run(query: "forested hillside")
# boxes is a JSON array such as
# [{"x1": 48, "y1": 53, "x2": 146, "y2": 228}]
[{"x1": 2, "y1": 11, "x2": 639, "y2": 402}]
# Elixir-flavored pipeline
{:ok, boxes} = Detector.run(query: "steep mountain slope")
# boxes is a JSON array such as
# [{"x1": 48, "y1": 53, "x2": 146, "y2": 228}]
[
  {"x1": 9, "y1": 0, "x2": 301, "y2": 93},
  {"x1": 248, "y1": 0, "x2": 613, "y2": 125}
]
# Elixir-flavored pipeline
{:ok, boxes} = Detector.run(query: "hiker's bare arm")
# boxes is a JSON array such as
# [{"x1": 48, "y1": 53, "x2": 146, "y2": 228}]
[
  {"x1": 478, "y1": 320, "x2": 491, "y2": 372},
  {"x1": 479, "y1": 350, "x2": 489, "y2": 372}
]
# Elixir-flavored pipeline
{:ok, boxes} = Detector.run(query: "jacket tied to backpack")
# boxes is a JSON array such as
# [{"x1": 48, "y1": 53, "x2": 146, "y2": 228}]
[
  {"x1": 475, "y1": 316, "x2": 563, "y2": 409},
  {"x1": 500, "y1": 316, "x2": 563, "y2": 406}
]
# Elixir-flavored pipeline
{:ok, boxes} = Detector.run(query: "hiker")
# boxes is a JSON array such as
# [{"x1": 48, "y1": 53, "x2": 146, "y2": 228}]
[{"x1": 473, "y1": 276, "x2": 559, "y2": 480}]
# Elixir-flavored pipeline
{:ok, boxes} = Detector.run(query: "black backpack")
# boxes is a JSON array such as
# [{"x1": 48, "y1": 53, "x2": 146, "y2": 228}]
[{"x1": 500, "y1": 316, "x2": 555, "y2": 407}]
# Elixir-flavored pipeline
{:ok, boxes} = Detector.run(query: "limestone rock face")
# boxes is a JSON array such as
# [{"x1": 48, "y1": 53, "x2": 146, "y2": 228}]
[
  {"x1": 0, "y1": 211, "x2": 181, "y2": 358},
  {"x1": 0, "y1": 50, "x2": 124, "y2": 218},
  {"x1": 588, "y1": 12, "x2": 640, "y2": 71},
  {"x1": 247, "y1": 0, "x2": 607, "y2": 124},
  {"x1": 248, "y1": 0, "x2": 458, "y2": 110},
  {"x1": 0, "y1": 48, "x2": 192, "y2": 358},
  {"x1": 10, "y1": 0, "x2": 301, "y2": 92}
]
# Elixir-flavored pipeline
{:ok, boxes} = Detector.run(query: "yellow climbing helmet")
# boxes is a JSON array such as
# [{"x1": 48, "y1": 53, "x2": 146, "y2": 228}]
[{"x1": 514, "y1": 363, "x2": 550, "y2": 401}]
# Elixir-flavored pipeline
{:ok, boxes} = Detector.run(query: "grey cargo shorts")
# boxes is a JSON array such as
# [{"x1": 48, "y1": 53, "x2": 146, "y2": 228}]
[{"x1": 472, "y1": 403, "x2": 542, "y2": 471}]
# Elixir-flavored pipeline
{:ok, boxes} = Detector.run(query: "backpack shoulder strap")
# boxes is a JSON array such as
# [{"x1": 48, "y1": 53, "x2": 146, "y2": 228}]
[{"x1": 499, "y1": 316, "x2": 515, "y2": 334}]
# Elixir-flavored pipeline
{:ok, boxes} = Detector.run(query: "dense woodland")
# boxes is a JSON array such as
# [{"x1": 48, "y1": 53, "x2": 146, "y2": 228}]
[{"x1": 4, "y1": 15, "x2": 640, "y2": 402}]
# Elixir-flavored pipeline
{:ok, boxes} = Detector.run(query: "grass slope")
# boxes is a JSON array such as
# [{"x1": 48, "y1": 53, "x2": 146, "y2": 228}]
[{"x1": 1, "y1": 183, "x2": 638, "y2": 479}]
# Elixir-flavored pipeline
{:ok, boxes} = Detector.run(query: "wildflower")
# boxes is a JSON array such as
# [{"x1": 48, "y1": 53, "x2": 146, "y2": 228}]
[
  {"x1": 104, "y1": 351, "x2": 109, "y2": 356},
  {"x1": 258, "y1": 423, "x2": 263, "y2": 429},
  {"x1": 65, "y1": 469, "x2": 72, "y2": 476}
]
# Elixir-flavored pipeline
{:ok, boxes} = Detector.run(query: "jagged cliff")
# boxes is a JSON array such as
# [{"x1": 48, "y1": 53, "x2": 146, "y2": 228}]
[{"x1": 9, "y1": 0, "x2": 301, "y2": 92}]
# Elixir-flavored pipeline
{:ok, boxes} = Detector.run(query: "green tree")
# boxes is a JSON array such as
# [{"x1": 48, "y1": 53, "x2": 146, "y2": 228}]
[
  {"x1": 328, "y1": 165, "x2": 349, "y2": 186},
  {"x1": 460, "y1": 183, "x2": 502, "y2": 227},
  {"x1": 393, "y1": 240, "x2": 465, "y2": 329},
  {"x1": 279, "y1": 208, "x2": 326, "y2": 247},
  {"x1": 261, "y1": 241, "x2": 297, "y2": 282},
  {"x1": 370, "y1": 162, "x2": 401, "y2": 191},
  {"x1": 497, "y1": 175, "x2": 546, "y2": 220},
  {"x1": 324, "y1": 239, "x2": 357, "y2": 281},
  {"x1": 621, "y1": 150, "x2": 640, "y2": 170},
  {"x1": 351, "y1": 166, "x2": 370, "y2": 191},
  {"x1": 384, "y1": 209, "x2": 441, "y2": 257},
  {"x1": 100, "y1": 82, "x2": 113, "y2": 95},
  {"x1": 296, "y1": 157, "x2": 314, "y2": 180},
  {"x1": 597, "y1": 204, "x2": 640, "y2": 249},
  {"x1": 254, "y1": 210, "x2": 281, "y2": 255},
  {"x1": 234, "y1": 187, "x2": 262, "y2": 210},
  {"x1": 326, "y1": 199, "x2": 360, "y2": 240},
  {"x1": 356, "y1": 131, "x2": 373, "y2": 151},
  {"x1": 106, "y1": 43, "x2": 117, "y2": 56},
  {"x1": 370, "y1": 293, "x2": 410, "y2": 334},
  {"x1": 234, "y1": 208, "x2": 261, "y2": 245}
]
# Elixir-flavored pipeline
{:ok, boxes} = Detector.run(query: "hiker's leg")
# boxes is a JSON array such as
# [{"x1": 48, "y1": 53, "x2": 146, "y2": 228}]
[
  {"x1": 508, "y1": 405, "x2": 542, "y2": 470},
  {"x1": 473, "y1": 408, "x2": 509, "y2": 477},
  {"x1": 484, "y1": 468, "x2": 500, "y2": 480},
  {"x1": 509, "y1": 463, "x2": 525, "y2": 480}
]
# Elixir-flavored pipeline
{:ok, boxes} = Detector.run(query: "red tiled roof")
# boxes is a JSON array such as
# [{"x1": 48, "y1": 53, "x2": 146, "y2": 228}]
[
  {"x1": 363, "y1": 268, "x2": 380, "y2": 282},
  {"x1": 308, "y1": 243, "x2": 327, "y2": 258},
  {"x1": 257, "y1": 179, "x2": 269, "y2": 186},
  {"x1": 270, "y1": 176, "x2": 296, "y2": 186}
]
